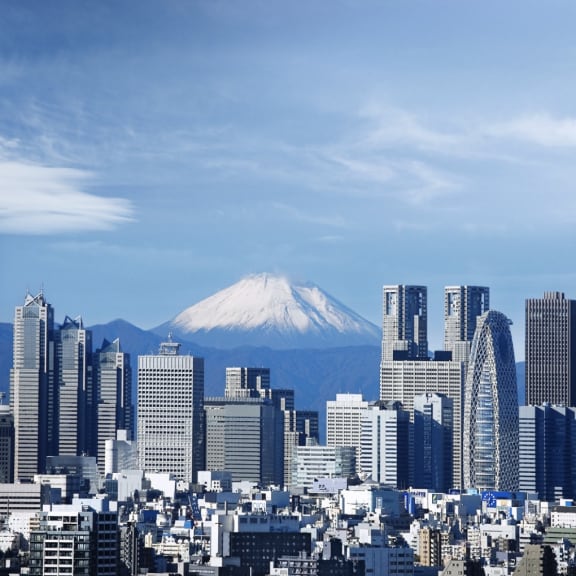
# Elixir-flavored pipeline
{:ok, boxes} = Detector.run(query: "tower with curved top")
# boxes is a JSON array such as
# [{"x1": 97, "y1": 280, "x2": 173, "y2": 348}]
[{"x1": 463, "y1": 310, "x2": 519, "y2": 491}]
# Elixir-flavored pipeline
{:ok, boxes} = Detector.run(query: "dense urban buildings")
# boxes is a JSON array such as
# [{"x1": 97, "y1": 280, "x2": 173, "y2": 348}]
[
  {"x1": 463, "y1": 310, "x2": 519, "y2": 491},
  {"x1": 137, "y1": 338, "x2": 205, "y2": 482},
  {"x1": 327, "y1": 393, "x2": 369, "y2": 459},
  {"x1": 525, "y1": 291, "x2": 576, "y2": 406}
]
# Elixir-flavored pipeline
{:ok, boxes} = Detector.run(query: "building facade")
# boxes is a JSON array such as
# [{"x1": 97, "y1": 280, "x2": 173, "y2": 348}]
[
  {"x1": 137, "y1": 339, "x2": 205, "y2": 482},
  {"x1": 56, "y1": 315, "x2": 93, "y2": 458},
  {"x1": 463, "y1": 310, "x2": 519, "y2": 491},
  {"x1": 94, "y1": 338, "x2": 132, "y2": 475},
  {"x1": 444, "y1": 286, "x2": 490, "y2": 363},
  {"x1": 359, "y1": 401, "x2": 410, "y2": 488},
  {"x1": 381, "y1": 285, "x2": 428, "y2": 362},
  {"x1": 519, "y1": 404, "x2": 576, "y2": 501},
  {"x1": 525, "y1": 292, "x2": 576, "y2": 406},
  {"x1": 10, "y1": 291, "x2": 57, "y2": 480},
  {"x1": 413, "y1": 393, "x2": 454, "y2": 492},
  {"x1": 327, "y1": 393, "x2": 370, "y2": 460}
]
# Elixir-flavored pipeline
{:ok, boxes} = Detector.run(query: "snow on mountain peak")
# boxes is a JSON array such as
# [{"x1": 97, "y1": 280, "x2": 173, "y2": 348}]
[{"x1": 159, "y1": 273, "x2": 380, "y2": 349}]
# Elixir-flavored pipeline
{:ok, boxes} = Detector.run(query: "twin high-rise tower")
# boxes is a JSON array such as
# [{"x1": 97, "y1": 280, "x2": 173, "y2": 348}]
[{"x1": 380, "y1": 284, "x2": 518, "y2": 492}]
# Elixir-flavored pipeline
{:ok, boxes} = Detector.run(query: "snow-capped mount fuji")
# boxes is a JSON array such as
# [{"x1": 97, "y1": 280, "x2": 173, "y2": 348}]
[{"x1": 154, "y1": 273, "x2": 381, "y2": 349}]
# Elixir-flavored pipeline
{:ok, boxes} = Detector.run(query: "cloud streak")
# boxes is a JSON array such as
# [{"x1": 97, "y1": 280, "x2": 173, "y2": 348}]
[{"x1": 0, "y1": 161, "x2": 134, "y2": 235}]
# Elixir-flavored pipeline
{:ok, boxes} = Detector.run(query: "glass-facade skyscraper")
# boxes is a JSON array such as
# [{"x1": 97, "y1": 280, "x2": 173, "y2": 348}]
[
  {"x1": 463, "y1": 310, "x2": 519, "y2": 491},
  {"x1": 10, "y1": 292, "x2": 56, "y2": 480},
  {"x1": 525, "y1": 292, "x2": 576, "y2": 407}
]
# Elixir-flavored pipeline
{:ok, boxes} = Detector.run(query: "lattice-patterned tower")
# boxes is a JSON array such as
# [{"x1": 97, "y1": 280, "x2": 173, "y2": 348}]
[{"x1": 463, "y1": 310, "x2": 519, "y2": 491}]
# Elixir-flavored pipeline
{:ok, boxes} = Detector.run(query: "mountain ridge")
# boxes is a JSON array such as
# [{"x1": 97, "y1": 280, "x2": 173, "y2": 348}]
[{"x1": 154, "y1": 273, "x2": 381, "y2": 349}]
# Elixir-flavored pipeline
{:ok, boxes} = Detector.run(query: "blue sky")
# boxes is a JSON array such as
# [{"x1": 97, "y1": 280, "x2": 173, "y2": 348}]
[{"x1": 1, "y1": 0, "x2": 576, "y2": 357}]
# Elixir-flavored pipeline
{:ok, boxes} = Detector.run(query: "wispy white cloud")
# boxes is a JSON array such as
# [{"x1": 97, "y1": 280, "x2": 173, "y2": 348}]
[
  {"x1": 0, "y1": 161, "x2": 134, "y2": 235},
  {"x1": 484, "y1": 113, "x2": 576, "y2": 147}
]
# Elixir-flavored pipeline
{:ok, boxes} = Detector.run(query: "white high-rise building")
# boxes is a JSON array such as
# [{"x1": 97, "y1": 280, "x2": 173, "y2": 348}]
[
  {"x1": 326, "y1": 393, "x2": 370, "y2": 459},
  {"x1": 137, "y1": 339, "x2": 205, "y2": 482},
  {"x1": 359, "y1": 402, "x2": 410, "y2": 487},
  {"x1": 10, "y1": 291, "x2": 56, "y2": 480}
]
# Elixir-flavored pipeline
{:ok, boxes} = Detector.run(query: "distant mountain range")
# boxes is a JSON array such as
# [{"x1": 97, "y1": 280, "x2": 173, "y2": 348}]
[{"x1": 0, "y1": 274, "x2": 527, "y2": 435}]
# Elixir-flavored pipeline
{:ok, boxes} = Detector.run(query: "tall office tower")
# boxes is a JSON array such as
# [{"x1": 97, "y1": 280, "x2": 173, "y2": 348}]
[
  {"x1": 413, "y1": 393, "x2": 454, "y2": 492},
  {"x1": 525, "y1": 292, "x2": 576, "y2": 406},
  {"x1": 0, "y1": 404, "x2": 14, "y2": 483},
  {"x1": 359, "y1": 401, "x2": 410, "y2": 488},
  {"x1": 94, "y1": 338, "x2": 132, "y2": 475},
  {"x1": 284, "y1": 410, "x2": 319, "y2": 489},
  {"x1": 225, "y1": 367, "x2": 271, "y2": 399},
  {"x1": 463, "y1": 310, "x2": 519, "y2": 491},
  {"x1": 380, "y1": 358, "x2": 465, "y2": 488},
  {"x1": 444, "y1": 286, "x2": 490, "y2": 363},
  {"x1": 326, "y1": 393, "x2": 370, "y2": 461},
  {"x1": 10, "y1": 291, "x2": 56, "y2": 480},
  {"x1": 519, "y1": 405, "x2": 576, "y2": 502},
  {"x1": 381, "y1": 285, "x2": 428, "y2": 362},
  {"x1": 204, "y1": 396, "x2": 283, "y2": 485},
  {"x1": 56, "y1": 315, "x2": 93, "y2": 457},
  {"x1": 137, "y1": 339, "x2": 205, "y2": 482}
]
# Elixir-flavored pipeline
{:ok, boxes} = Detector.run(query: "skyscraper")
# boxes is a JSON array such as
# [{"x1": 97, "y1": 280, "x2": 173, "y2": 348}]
[
  {"x1": 380, "y1": 358, "x2": 464, "y2": 489},
  {"x1": 380, "y1": 284, "x2": 465, "y2": 489},
  {"x1": 525, "y1": 292, "x2": 576, "y2": 406},
  {"x1": 10, "y1": 291, "x2": 56, "y2": 480},
  {"x1": 0, "y1": 403, "x2": 14, "y2": 483},
  {"x1": 56, "y1": 316, "x2": 93, "y2": 457},
  {"x1": 137, "y1": 338, "x2": 205, "y2": 482},
  {"x1": 204, "y1": 396, "x2": 283, "y2": 485},
  {"x1": 519, "y1": 404, "x2": 576, "y2": 502},
  {"x1": 359, "y1": 401, "x2": 410, "y2": 488},
  {"x1": 444, "y1": 286, "x2": 490, "y2": 363},
  {"x1": 326, "y1": 393, "x2": 370, "y2": 459},
  {"x1": 381, "y1": 285, "x2": 428, "y2": 362},
  {"x1": 463, "y1": 310, "x2": 519, "y2": 491},
  {"x1": 94, "y1": 338, "x2": 132, "y2": 475},
  {"x1": 413, "y1": 393, "x2": 453, "y2": 492}
]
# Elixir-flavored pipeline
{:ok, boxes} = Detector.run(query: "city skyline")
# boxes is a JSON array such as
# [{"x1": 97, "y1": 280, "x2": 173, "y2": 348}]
[{"x1": 1, "y1": 1, "x2": 576, "y2": 361}]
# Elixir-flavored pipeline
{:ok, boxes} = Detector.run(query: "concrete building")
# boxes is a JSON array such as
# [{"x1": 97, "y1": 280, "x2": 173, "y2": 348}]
[
  {"x1": 284, "y1": 409, "x2": 319, "y2": 489},
  {"x1": 137, "y1": 338, "x2": 205, "y2": 482},
  {"x1": 94, "y1": 338, "x2": 132, "y2": 475},
  {"x1": 204, "y1": 396, "x2": 283, "y2": 485},
  {"x1": 463, "y1": 310, "x2": 519, "y2": 491},
  {"x1": 28, "y1": 497, "x2": 118, "y2": 576},
  {"x1": 525, "y1": 292, "x2": 576, "y2": 407},
  {"x1": 10, "y1": 291, "x2": 57, "y2": 480},
  {"x1": 292, "y1": 443, "x2": 355, "y2": 491},
  {"x1": 359, "y1": 401, "x2": 410, "y2": 488},
  {"x1": 327, "y1": 393, "x2": 370, "y2": 459},
  {"x1": 104, "y1": 429, "x2": 138, "y2": 475},
  {"x1": 380, "y1": 357, "x2": 465, "y2": 489}
]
